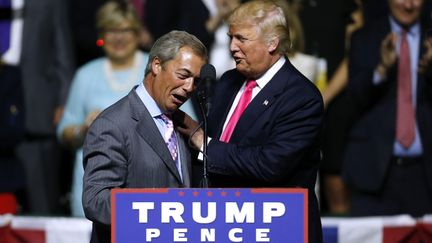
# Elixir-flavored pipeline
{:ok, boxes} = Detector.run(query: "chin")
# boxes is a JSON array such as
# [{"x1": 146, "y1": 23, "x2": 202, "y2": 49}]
[
  {"x1": 236, "y1": 64, "x2": 247, "y2": 72},
  {"x1": 166, "y1": 104, "x2": 180, "y2": 113}
]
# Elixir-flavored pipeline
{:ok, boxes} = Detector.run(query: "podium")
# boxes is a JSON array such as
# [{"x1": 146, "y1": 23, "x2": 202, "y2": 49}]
[{"x1": 112, "y1": 188, "x2": 308, "y2": 243}]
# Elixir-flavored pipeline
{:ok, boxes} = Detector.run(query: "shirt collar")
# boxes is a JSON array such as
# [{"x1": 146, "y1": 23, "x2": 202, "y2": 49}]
[
  {"x1": 255, "y1": 56, "x2": 286, "y2": 89},
  {"x1": 389, "y1": 16, "x2": 420, "y2": 37},
  {"x1": 135, "y1": 82, "x2": 164, "y2": 118}
]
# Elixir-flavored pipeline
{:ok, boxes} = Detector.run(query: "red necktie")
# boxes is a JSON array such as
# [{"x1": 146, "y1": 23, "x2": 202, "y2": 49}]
[
  {"x1": 396, "y1": 31, "x2": 416, "y2": 148},
  {"x1": 220, "y1": 80, "x2": 257, "y2": 142}
]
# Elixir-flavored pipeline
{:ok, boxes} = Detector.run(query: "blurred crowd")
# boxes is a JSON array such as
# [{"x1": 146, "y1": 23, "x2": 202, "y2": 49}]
[{"x1": 1, "y1": 0, "x2": 432, "y2": 219}]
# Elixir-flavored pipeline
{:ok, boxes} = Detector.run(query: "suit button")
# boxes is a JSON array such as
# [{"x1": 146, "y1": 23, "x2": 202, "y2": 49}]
[{"x1": 396, "y1": 158, "x2": 403, "y2": 165}]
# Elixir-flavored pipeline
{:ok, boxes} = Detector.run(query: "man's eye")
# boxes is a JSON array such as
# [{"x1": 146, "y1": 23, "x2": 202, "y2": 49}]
[
  {"x1": 178, "y1": 74, "x2": 188, "y2": 79},
  {"x1": 238, "y1": 37, "x2": 248, "y2": 43}
]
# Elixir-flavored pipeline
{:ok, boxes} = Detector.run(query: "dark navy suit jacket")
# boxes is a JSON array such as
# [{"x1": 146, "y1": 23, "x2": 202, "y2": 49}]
[
  {"x1": 206, "y1": 59, "x2": 324, "y2": 243},
  {"x1": 343, "y1": 17, "x2": 432, "y2": 193}
]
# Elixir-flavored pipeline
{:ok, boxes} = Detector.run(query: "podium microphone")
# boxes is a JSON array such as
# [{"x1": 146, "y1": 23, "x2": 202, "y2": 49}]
[
  {"x1": 198, "y1": 64, "x2": 216, "y2": 114},
  {"x1": 197, "y1": 64, "x2": 216, "y2": 188}
]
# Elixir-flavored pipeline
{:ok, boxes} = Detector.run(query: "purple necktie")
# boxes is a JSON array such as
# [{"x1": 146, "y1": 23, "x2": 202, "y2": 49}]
[
  {"x1": 0, "y1": 0, "x2": 12, "y2": 56},
  {"x1": 160, "y1": 114, "x2": 182, "y2": 179},
  {"x1": 396, "y1": 31, "x2": 416, "y2": 148}
]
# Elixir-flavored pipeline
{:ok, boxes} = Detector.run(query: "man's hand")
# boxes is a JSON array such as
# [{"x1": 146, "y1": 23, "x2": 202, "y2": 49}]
[
  {"x1": 85, "y1": 110, "x2": 101, "y2": 128},
  {"x1": 418, "y1": 37, "x2": 432, "y2": 78},
  {"x1": 53, "y1": 106, "x2": 64, "y2": 125},
  {"x1": 376, "y1": 33, "x2": 397, "y2": 78},
  {"x1": 173, "y1": 110, "x2": 204, "y2": 150}
]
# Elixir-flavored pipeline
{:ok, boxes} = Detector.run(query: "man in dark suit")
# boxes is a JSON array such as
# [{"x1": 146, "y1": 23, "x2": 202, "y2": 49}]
[
  {"x1": 1, "y1": 0, "x2": 75, "y2": 214},
  {"x1": 343, "y1": 0, "x2": 432, "y2": 216},
  {"x1": 178, "y1": 1, "x2": 324, "y2": 242},
  {"x1": 82, "y1": 30, "x2": 207, "y2": 243}
]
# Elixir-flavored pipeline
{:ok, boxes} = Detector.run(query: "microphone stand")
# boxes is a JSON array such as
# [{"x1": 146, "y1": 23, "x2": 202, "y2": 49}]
[{"x1": 197, "y1": 89, "x2": 210, "y2": 188}]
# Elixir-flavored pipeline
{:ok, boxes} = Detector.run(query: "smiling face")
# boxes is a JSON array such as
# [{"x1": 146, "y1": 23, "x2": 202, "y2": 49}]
[
  {"x1": 228, "y1": 23, "x2": 278, "y2": 79},
  {"x1": 388, "y1": 0, "x2": 423, "y2": 27},
  {"x1": 101, "y1": 20, "x2": 139, "y2": 63},
  {"x1": 146, "y1": 46, "x2": 205, "y2": 114}
]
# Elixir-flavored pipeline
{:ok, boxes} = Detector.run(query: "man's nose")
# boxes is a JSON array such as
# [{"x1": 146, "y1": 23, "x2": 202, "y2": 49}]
[
  {"x1": 230, "y1": 39, "x2": 239, "y2": 52},
  {"x1": 183, "y1": 77, "x2": 195, "y2": 94}
]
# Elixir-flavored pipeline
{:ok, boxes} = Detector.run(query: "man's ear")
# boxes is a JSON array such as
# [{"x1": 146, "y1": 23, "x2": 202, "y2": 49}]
[
  {"x1": 268, "y1": 37, "x2": 279, "y2": 53},
  {"x1": 151, "y1": 57, "x2": 162, "y2": 75}
]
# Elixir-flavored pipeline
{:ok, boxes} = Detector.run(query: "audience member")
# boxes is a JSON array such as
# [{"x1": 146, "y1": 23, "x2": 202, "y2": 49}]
[
  {"x1": 82, "y1": 30, "x2": 207, "y2": 243},
  {"x1": 68, "y1": 0, "x2": 152, "y2": 66},
  {"x1": 0, "y1": 0, "x2": 25, "y2": 207},
  {"x1": 0, "y1": 0, "x2": 75, "y2": 215},
  {"x1": 319, "y1": 0, "x2": 364, "y2": 215},
  {"x1": 178, "y1": 1, "x2": 323, "y2": 242},
  {"x1": 57, "y1": 0, "x2": 148, "y2": 217},
  {"x1": 343, "y1": 0, "x2": 432, "y2": 217}
]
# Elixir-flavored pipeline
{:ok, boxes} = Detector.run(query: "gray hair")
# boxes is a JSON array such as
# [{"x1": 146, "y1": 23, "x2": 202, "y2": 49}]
[{"x1": 145, "y1": 30, "x2": 208, "y2": 75}]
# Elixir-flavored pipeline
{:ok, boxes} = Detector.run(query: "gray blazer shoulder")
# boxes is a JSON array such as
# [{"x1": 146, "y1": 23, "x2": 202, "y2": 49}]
[{"x1": 83, "y1": 89, "x2": 192, "y2": 225}]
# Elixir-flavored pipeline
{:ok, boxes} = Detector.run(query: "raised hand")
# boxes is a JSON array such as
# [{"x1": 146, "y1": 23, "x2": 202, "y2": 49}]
[
  {"x1": 376, "y1": 33, "x2": 398, "y2": 78},
  {"x1": 418, "y1": 37, "x2": 432, "y2": 78},
  {"x1": 173, "y1": 110, "x2": 204, "y2": 150}
]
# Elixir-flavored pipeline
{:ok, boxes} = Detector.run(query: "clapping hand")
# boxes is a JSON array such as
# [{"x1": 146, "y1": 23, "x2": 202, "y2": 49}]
[
  {"x1": 376, "y1": 33, "x2": 398, "y2": 78},
  {"x1": 418, "y1": 36, "x2": 432, "y2": 78}
]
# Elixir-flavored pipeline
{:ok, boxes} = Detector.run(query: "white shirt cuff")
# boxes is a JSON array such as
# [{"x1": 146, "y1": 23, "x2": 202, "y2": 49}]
[{"x1": 198, "y1": 137, "x2": 212, "y2": 161}]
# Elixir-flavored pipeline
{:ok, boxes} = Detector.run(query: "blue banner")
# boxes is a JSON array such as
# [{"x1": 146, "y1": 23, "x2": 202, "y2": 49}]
[{"x1": 112, "y1": 188, "x2": 307, "y2": 243}]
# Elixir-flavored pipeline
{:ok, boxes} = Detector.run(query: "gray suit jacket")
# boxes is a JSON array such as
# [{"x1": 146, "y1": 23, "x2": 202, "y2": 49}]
[
  {"x1": 82, "y1": 88, "x2": 192, "y2": 240},
  {"x1": 21, "y1": 0, "x2": 75, "y2": 135}
]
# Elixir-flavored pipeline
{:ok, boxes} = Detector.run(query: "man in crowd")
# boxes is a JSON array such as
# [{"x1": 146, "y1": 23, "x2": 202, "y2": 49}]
[
  {"x1": 1, "y1": 0, "x2": 74, "y2": 214},
  {"x1": 343, "y1": 0, "x2": 432, "y2": 216}
]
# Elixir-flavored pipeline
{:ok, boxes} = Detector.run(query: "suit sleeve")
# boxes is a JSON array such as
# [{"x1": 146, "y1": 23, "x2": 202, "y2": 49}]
[
  {"x1": 82, "y1": 117, "x2": 128, "y2": 225},
  {"x1": 207, "y1": 92, "x2": 323, "y2": 183},
  {"x1": 348, "y1": 28, "x2": 396, "y2": 111}
]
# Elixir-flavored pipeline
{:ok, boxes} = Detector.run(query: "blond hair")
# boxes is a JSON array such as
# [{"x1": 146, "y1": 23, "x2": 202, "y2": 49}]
[
  {"x1": 269, "y1": 0, "x2": 305, "y2": 54},
  {"x1": 227, "y1": 0, "x2": 290, "y2": 55},
  {"x1": 96, "y1": 0, "x2": 141, "y2": 33}
]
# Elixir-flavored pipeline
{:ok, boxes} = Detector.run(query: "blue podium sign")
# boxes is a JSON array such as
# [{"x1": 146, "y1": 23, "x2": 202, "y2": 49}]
[{"x1": 112, "y1": 188, "x2": 308, "y2": 243}]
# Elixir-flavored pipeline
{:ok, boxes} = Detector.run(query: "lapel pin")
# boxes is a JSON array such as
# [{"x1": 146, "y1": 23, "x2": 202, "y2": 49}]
[{"x1": 263, "y1": 100, "x2": 269, "y2": 106}]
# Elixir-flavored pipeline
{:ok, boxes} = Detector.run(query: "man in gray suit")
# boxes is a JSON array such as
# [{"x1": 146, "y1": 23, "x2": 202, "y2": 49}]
[{"x1": 82, "y1": 30, "x2": 207, "y2": 243}]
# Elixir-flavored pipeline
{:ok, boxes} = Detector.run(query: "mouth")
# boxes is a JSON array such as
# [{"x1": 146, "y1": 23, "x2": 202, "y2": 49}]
[
  {"x1": 172, "y1": 94, "x2": 187, "y2": 105},
  {"x1": 233, "y1": 56, "x2": 243, "y2": 64}
]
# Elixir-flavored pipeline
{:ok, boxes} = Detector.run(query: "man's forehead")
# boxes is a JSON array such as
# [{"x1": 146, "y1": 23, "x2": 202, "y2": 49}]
[{"x1": 228, "y1": 24, "x2": 258, "y2": 35}]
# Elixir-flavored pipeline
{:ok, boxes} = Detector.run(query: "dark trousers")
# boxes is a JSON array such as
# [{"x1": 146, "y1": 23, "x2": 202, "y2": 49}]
[
  {"x1": 0, "y1": 64, "x2": 25, "y2": 147},
  {"x1": 16, "y1": 138, "x2": 62, "y2": 214},
  {"x1": 351, "y1": 157, "x2": 432, "y2": 217}
]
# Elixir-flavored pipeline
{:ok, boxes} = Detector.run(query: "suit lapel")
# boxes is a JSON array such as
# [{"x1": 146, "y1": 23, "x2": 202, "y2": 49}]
[
  {"x1": 211, "y1": 73, "x2": 245, "y2": 137},
  {"x1": 176, "y1": 131, "x2": 191, "y2": 187},
  {"x1": 229, "y1": 61, "x2": 291, "y2": 142},
  {"x1": 128, "y1": 90, "x2": 183, "y2": 183}
]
